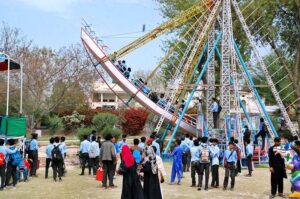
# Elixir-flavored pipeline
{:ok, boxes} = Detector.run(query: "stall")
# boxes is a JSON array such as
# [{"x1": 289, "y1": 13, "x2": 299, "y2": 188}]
[{"x1": 0, "y1": 52, "x2": 26, "y2": 150}]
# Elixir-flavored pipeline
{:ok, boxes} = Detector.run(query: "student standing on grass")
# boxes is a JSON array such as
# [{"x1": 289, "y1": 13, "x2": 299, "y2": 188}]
[
  {"x1": 190, "y1": 139, "x2": 200, "y2": 187},
  {"x1": 170, "y1": 139, "x2": 183, "y2": 185},
  {"x1": 100, "y1": 133, "x2": 117, "y2": 189},
  {"x1": 245, "y1": 139, "x2": 253, "y2": 177},
  {"x1": 29, "y1": 133, "x2": 39, "y2": 177},
  {"x1": 5, "y1": 139, "x2": 20, "y2": 189},
  {"x1": 111, "y1": 136, "x2": 118, "y2": 178},
  {"x1": 223, "y1": 142, "x2": 237, "y2": 191},
  {"x1": 151, "y1": 133, "x2": 161, "y2": 157},
  {"x1": 209, "y1": 138, "x2": 220, "y2": 188},
  {"x1": 60, "y1": 137, "x2": 67, "y2": 176},
  {"x1": 88, "y1": 135, "x2": 100, "y2": 175},
  {"x1": 79, "y1": 135, "x2": 91, "y2": 175},
  {"x1": 0, "y1": 139, "x2": 19, "y2": 190},
  {"x1": 117, "y1": 134, "x2": 127, "y2": 153},
  {"x1": 138, "y1": 137, "x2": 146, "y2": 151},
  {"x1": 131, "y1": 139, "x2": 142, "y2": 165},
  {"x1": 52, "y1": 137, "x2": 63, "y2": 182},
  {"x1": 268, "y1": 137, "x2": 287, "y2": 198},
  {"x1": 45, "y1": 137, "x2": 54, "y2": 179},
  {"x1": 198, "y1": 137, "x2": 210, "y2": 191},
  {"x1": 180, "y1": 136, "x2": 189, "y2": 173},
  {"x1": 233, "y1": 139, "x2": 242, "y2": 176}
]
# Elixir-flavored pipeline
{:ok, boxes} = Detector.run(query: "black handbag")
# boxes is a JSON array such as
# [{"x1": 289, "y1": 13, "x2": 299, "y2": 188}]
[{"x1": 118, "y1": 160, "x2": 128, "y2": 175}]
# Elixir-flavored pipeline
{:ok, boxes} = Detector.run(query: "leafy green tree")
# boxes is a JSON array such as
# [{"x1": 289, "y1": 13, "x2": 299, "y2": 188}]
[
  {"x1": 92, "y1": 112, "x2": 118, "y2": 133},
  {"x1": 48, "y1": 115, "x2": 63, "y2": 135},
  {"x1": 77, "y1": 127, "x2": 92, "y2": 141},
  {"x1": 101, "y1": 126, "x2": 121, "y2": 140}
]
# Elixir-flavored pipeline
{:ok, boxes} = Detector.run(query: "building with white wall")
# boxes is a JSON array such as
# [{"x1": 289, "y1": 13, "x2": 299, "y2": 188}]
[{"x1": 90, "y1": 80, "x2": 140, "y2": 109}]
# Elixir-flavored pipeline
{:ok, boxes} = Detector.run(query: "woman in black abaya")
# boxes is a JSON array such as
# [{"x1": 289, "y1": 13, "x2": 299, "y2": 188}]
[
  {"x1": 120, "y1": 145, "x2": 144, "y2": 199},
  {"x1": 141, "y1": 138, "x2": 162, "y2": 199}
]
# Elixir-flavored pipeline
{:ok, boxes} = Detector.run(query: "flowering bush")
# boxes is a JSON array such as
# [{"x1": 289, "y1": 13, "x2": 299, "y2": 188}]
[
  {"x1": 120, "y1": 107, "x2": 149, "y2": 135},
  {"x1": 63, "y1": 111, "x2": 85, "y2": 130}
]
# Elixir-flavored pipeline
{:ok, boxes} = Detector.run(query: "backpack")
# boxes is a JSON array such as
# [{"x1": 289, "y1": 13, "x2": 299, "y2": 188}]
[
  {"x1": 25, "y1": 139, "x2": 31, "y2": 154},
  {"x1": 52, "y1": 145, "x2": 62, "y2": 161},
  {"x1": 263, "y1": 124, "x2": 268, "y2": 134},
  {"x1": 89, "y1": 143, "x2": 98, "y2": 158},
  {"x1": 133, "y1": 149, "x2": 141, "y2": 164},
  {"x1": 0, "y1": 152, "x2": 5, "y2": 165},
  {"x1": 200, "y1": 147, "x2": 210, "y2": 163},
  {"x1": 10, "y1": 150, "x2": 22, "y2": 166},
  {"x1": 217, "y1": 103, "x2": 222, "y2": 113}
]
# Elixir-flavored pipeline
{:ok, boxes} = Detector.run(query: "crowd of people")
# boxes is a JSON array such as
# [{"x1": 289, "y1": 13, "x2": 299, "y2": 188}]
[
  {"x1": 168, "y1": 134, "x2": 249, "y2": 191},
  {"x1": 84, "y1": 132, "x2": 165, "y2": 199},
  {"x1": 114, "y1": 60, "x2": 131, "y2": 79},
  {"x1": 2, "y1": 122, "x2": 299, "y2": 199},
  {"x1": 88, "y1": 129, "x2": 256, "y2": 199},
  {"x1": 0, "y1": 133, "x2": 43, "y2": 190}
]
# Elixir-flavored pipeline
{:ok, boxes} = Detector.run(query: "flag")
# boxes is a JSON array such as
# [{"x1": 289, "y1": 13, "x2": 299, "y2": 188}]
[{"x1": 0, "y1": 52, "x2": 5, "y2": 62}]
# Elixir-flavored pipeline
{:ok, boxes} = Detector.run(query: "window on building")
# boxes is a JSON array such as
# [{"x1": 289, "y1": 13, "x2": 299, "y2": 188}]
[
  {"x1": 103, "y1": 99, "x2": 108, "y2": 102},
  {"x1": 109, "y1": 99, "x2": 115, "y2": 102}
]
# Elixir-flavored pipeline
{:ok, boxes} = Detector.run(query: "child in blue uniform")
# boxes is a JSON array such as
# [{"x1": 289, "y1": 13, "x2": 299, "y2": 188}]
[{"x1": 170, "y1": 139, "x2": 183, "y2": 185}]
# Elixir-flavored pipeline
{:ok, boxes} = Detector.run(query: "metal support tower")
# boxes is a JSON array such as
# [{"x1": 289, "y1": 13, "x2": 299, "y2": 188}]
[
  {"x1": 232, "y1": 0, "x2": 297, "y2": 136},
  {"x1": 154, "y1": 16, "x2": 206, "y2": 133},
  {"x1": 206, "y1": 26, "x2": 216, "y2": 130},
  {"x1": 220, "y1": 0, "x2": 232, "y2": 128},
  {"x1": 154, "y1": 0, "x2": 221, "y2": 133},
  {"x1": 164, "y1": 32, "x2": 223, "y2": 153},
  {"x1": 228, "y1": 3, "x2": 242, "y2": 139}
]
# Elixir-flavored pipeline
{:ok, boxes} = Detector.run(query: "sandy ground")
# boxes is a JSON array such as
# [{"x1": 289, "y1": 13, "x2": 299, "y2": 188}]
[{"x1": 1, "y1": 162, "x2": 292, "y2": 199}]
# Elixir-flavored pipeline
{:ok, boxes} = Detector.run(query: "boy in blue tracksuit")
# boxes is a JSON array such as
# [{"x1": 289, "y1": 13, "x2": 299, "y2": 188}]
[
  {"x1": 170, "y1": 139, "x2": 183, "y2": 185},
  {"x1": 223, "y1": 142, "x2": 237, "y2": 191}
]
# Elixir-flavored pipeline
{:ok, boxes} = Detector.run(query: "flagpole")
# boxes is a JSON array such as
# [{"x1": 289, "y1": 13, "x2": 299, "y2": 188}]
[{"x1": 6, "y1": 55, "x2": 10, "y2": 116}]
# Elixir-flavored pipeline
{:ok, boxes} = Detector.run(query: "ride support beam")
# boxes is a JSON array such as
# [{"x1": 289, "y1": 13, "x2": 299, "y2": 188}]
[{"x1": 163, "y1": 32, "x2": 222, "y2": 154}]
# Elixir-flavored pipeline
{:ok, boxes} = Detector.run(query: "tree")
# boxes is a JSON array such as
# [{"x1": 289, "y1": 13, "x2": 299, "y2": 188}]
[
  {"x1": 120, "y1": 107, "x2": 149, "y2": 135},
  {"x1": 48, "y1": 115, "x2": 63, "y2": 135},
  {"x1": 0, "y1": 23, "x2": 95, "y2": 127},
  {"x1": 62, "y1": 111, "x2": 85, "y2": 130},
  {"x1": 92, "y1": 112, "x2": 118, "y2": 133}
]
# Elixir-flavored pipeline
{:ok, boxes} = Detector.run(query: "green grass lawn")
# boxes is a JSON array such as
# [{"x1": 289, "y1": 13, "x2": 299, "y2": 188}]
[{"x1": 1, "y1": 163, "x2": 292, "y2": 199}]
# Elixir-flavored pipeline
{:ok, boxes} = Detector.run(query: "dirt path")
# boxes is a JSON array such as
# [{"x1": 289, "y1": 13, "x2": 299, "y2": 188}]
[{"x1": 1, "y1": 163, "x2": 291, "y2": 199}]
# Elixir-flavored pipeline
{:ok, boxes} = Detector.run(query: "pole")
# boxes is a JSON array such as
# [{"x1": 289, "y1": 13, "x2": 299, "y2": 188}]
[
  {"x1": 6, "y1": 56, "x2": 10, "y2": 116},
  {"x1": 20, "y1": 64, "x2": 23, "y2": 116},
  {"x1": 164, "y1": 32, "x2": 223, "y2": 154},
  {"x1": 234, "y1": 41, "x2": 278, "y2": 137}
]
